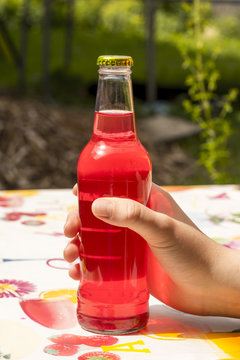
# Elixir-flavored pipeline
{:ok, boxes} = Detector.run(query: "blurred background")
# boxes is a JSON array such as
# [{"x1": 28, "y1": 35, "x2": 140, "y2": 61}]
[{"x1": 0, "y1": 0, "x2": 240, "y2": 190}]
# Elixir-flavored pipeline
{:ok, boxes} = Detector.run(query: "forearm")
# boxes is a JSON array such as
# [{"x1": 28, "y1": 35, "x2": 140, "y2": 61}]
[
  {"x1": 148, "y1": 217, "x2": 240, "y2": 318},
  {"x1": 206, "y1": 245, "x2": 240, "y2": 318},
  {"x1": 65, "y1": 184, "x2": 240, "y2": 319},
  {"x1": 171, "y1": 244, "x2": 240, "y2": 318}
]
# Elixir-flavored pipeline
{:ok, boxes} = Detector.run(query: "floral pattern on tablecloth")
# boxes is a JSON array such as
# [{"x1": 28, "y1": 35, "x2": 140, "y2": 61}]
[
  {"x1": 0, "y1": 279, "x2": 36, "y2": 298},
  {"x1": 1, "y1": 186, "x2": 240, "y2": 359}
]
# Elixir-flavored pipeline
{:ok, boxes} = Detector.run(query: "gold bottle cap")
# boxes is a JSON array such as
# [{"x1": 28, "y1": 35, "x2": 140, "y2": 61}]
[{"x1": 97, "y1": 55, "x2": 133, "y2": 67}]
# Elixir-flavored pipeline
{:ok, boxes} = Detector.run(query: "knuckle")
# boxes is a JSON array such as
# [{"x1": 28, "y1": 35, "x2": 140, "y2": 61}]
[
  {"x1": 160, "y1": 214, "x2": 174, "y2": 232},
  {"x1": 126, "y1": 201, "x2": 142, "y2": 224}
]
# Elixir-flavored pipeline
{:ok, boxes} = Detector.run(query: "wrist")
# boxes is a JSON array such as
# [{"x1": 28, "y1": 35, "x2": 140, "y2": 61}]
[
  {"x1": 160, "y1": 243, "x2": 240, "y2": 318},
  {"x1": 204, "y1": 246, "x2": 240, "y2": 318}
]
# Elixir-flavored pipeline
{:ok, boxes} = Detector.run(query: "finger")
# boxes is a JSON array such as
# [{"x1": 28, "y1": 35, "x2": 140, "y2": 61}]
[
  {"x1": 91, "y1": 197, "x2": 174, "y2": 249},
  {"x1": 68, "y1": 263, "x2": 81, "y2": 281},
  {"x1": 63, "y1": 235, "x2": 80, "y2": 263},
  {"x1": 91, "y1": 197, "x2": 215, "y2": 277},
  {"x1": 64, "y1": 208, "x2": 81, "y2": 238},
  {"x1": 73, "y1": 183, "x2": 78, "y2": 197}
]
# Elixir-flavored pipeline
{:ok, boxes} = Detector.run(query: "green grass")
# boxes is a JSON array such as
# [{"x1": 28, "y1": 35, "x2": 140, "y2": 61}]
[{"x1": 2, "y1": 23, "x2": 240, "y2": 96}]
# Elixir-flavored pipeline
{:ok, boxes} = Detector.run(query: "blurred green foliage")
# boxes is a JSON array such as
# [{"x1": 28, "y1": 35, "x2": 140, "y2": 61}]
[
  {"x1": 178, "y1": 0, "x2": 238, "y2": 183},
  {"x1": 0, "y1": 0, "x2": 240, "y2": 94},
  {"x1": 0, "y1": 0, "x2": 42, "y2": 24}
]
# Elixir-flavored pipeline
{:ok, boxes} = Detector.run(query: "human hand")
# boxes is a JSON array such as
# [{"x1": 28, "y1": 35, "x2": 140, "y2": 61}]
[
  {"x1": 63, "y1": 183, "x2": 197, "y2": 279},
  {"x1": 63, "y1": 184, "x2": 81, "y2": 280},
  {"x1": 64, "y1": 184, "x2": 240, "y2": 318}
]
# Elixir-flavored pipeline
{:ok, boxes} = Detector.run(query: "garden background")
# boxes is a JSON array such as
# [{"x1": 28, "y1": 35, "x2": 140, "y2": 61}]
[{"x1": 1, "y1": 0, "x2": 240, "y2": 190}]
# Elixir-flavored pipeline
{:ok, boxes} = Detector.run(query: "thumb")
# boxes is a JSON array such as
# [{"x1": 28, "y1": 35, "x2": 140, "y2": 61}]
[
  {"x1": 91, "y1": 197, "x2": 175, "y2": 250},
  {"x1": 91, "y1": 197, "x2": 216, "y2": 289}
]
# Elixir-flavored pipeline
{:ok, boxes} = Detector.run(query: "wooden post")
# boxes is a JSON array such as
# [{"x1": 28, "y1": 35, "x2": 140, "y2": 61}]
[
  {"x1": 64, "y1": 0, "x2": 75, "y2": 69},
  {"x1": 42, "y1": 0, "x2": 52, "y2": 102},
  {"x1": 18, "y1": 0, "x2": 30, "y2": 93},
  {"x1": 145, "y1": 0, "x2": 157, "y2": 105},
  {"x1": 0, "y1": 19, "x2": 21, "y2": 70}
]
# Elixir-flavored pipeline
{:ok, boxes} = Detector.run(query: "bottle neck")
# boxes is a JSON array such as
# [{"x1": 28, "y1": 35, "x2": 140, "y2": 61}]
[{"x1": 93, "y1": 66, "x2": 137, "y2": 140}]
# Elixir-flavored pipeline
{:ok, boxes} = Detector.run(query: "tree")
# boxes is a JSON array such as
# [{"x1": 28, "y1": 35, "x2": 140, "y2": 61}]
[
  {"x1": 19, "y1": 0, "x2": 31, "y2": 92},
  {"x1": 42, "y1": 0, "x2": 52, "y2": 102},
  {"x1": 64, "y1": 0, "x2": 75, "y2": 69},
  {"x1": 144, "y1": 0, "x2": 157, "y2": 105},
  {"x1": 0, "y1": 19, "x2": 21, "y2": 80}
]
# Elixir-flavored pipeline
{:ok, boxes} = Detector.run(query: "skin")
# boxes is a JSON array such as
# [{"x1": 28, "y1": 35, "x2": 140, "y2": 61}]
[{"x1": 64, "y1": 183, "x2": 240, "y2": 318}]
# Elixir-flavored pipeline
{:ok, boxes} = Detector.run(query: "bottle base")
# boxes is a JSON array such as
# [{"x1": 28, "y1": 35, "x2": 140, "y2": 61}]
[{"x1": 77, "y1": 311, "x2": 149, "y2": 335}]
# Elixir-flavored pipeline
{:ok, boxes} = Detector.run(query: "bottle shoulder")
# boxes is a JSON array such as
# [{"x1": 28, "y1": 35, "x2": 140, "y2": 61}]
[
  {"x1": 78, "y1": 138, "x2": 151, "y2": 179},
  {"x1": 78, "y1": 137, "x2": 151, "y2": 160}
]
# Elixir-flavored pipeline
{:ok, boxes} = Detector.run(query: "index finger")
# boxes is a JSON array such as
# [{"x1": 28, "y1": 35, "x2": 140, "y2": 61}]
[{"x1": 73, "y1": 183, "x2": 78, "y2": 196}]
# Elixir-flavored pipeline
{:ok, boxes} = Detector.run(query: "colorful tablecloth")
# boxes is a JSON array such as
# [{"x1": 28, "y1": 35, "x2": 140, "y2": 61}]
[{"x1": 1, "y1": 185, "x2": 240, "y2": 360}]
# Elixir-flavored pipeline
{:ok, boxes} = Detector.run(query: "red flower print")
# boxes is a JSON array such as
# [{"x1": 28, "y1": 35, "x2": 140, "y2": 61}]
[
  {"x1": 209, "y1": 192, "x2": 230, "y2": 200},
  {"x1": 5, "y1": 212, "x2": 46, "y2": 221},
  {"x1": 0, "y1": 195, "x2": 23, "y2": 208},
  {"x1": 49, "y1": 334, "x2": 87, "y2": 345},
  {"x1": 83, "y1": 336, "x2": 118, "y2": 347},
  {"x1": 48, "y1": 334, "x2": 118, "y2": 347},
  {"x1": 78, "y1": 352, "x2": 120, "y2": 360},
  {"x1": 0, "y1": 279, "x2": 36, "y2": 298}
]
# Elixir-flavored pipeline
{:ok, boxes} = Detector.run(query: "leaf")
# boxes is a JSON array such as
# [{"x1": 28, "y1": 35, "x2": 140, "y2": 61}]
[
  {"x1": 208, "y1": 215, "x2": 224, "y2": 224},
  {"x1": 182, "y1": 57, "x2": 192, "y2": 69},
  {"x1": 182, "y1": 3, "x2": 192, "y2": 13},
  {"x1": 3, "y1": 355, "x2": 11, "y2": 359},
  {"x1": 231, "y1": 213, "x2": 240, "y2": 218},
  {"x1": 226, "y1": 88, "x2": 239, "y2": 102},
  {"x1": 208, "y1": 70, "x2": 220, "y2": 92},
  {"x1": 222, "y1": 102, "x2": 232, "y2": 114},
  {"x1": 182, "y1": 99, "x2": 192, "y2": 113},
  {"x1": 44, "y1": 348, "x2": 59, "y2": 355},
  {"x1": 230, "y1": 218, "x2": 240, "y2": 224},
  {"x1": 185, "y1": 75, "x2": 194, "y2": 86}
]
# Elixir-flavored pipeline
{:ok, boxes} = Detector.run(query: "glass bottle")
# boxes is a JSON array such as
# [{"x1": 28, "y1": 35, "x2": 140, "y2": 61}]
[{"x1": 77, "y1": 55, "x2": 152, "y2": 334}]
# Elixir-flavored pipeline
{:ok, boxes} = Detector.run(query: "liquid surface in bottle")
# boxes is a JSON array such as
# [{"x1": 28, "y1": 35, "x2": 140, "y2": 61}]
[{"x1": 77, "y1": 111, "x2": 152, "y2": 333}]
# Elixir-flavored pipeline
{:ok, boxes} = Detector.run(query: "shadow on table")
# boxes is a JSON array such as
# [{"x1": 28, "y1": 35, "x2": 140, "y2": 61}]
[{"x1": 140, "y1": 304, "x2": 240, "y2": 358}]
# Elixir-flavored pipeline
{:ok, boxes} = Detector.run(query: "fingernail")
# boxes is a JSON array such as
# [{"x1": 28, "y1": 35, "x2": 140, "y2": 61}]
[{"x1": 92, "y1": 199, "x2": 113, "y2": 218}]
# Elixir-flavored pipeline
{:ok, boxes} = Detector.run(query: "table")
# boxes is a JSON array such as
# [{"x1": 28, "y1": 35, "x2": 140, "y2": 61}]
[{"x1": 1, "y1": 185, "x2": 240, "y2": 360}]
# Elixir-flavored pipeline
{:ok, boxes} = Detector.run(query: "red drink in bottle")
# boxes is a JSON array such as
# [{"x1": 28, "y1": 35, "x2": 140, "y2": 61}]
[{"x1": 77, "y1": 56, "x2": 152, "y2": 334}]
